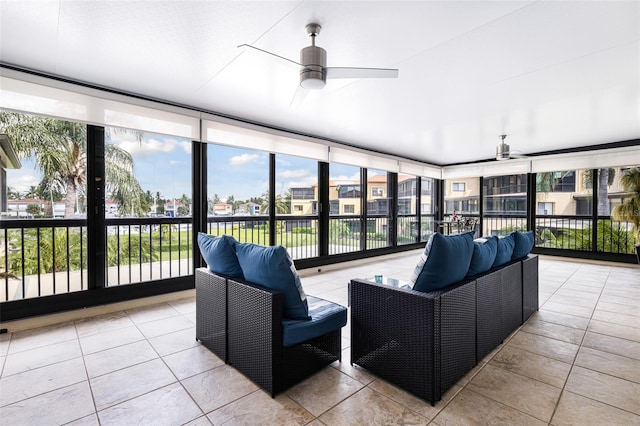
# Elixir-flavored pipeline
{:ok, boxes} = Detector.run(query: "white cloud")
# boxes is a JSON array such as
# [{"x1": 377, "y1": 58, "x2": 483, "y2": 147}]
[
  {"x1": 6, "y1": 173, "x2": 39, "y2": 192},
  {"x1": 179, "y1": 141, "x2": 192, "y2": 154},
  {"x1": 277, "y1": 169, "x2": 309, "y2": 179},
  {"x1": 331, "y1": 173, "x2": 360, "y2": 182},
  {"x1": 229, "y1": 153, "x2": 259, "y2": 166},
  {"x1": 111, "y1": 137, "x2": 185, "y2": 158}
]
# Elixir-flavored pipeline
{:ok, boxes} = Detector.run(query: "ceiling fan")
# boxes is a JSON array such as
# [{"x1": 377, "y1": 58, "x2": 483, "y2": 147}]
[
  {"x1": 238, "y1": 23, "x2": 399, "y2": 101},
  {"x1": 496, "y1": 134, "x2": 528, "y2": 161}
]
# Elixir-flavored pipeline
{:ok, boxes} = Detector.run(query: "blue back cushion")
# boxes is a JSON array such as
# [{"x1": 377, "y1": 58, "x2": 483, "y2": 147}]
[
  {"x1": 197, "y1": 233, "x2": 244, "y2": 279},
  {"x1": 236, "y1": 243, "x2": 310, "y2": 320},
  {"x1": 467, "y1": 236, "x2": 498, "y2": 277},
  {"x1": 512, "y1": 231, "x2": 535, "y2": 259},
  {"x1": 493, "y1": 233, "x2": 516, "y2": 268},
  {"x1": 411, "y1": 232, "x2": 474, "y2": 292}
]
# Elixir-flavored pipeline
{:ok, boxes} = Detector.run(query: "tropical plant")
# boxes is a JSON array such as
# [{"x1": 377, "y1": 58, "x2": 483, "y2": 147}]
[
  {"x1": 106, "y1": 233, "x2": 157, "y2": 267},
  {"x1": 177, "y1": 194, "x2": 191, "y2": 216},
  {"x1": 536, "y1": 171, "x2": 573, "y2": 193},
  {"x1": 611, "y1": 167, "x2": 640, "y2": 245},
  {"x1": 7, "y1": 227, "x2": 86, "y2": 275},
  {"x1": 0, "y1": 111, "x2": 147, "y2": 218},
  {"x1": 582, "y1": 168, "x2": 615, "y2": 215},
  {"x1": 24, "y1": 185, "x2": 39, "y2": 199},
  {"x1": 260, "y1": 190, "x2": 289, "y2": 214},
  {"x1": 329, "y1": 219, "x2": 352, "y2": 240},
  {"x1": 7, "y1": 186, "x2": 20, "y2": 200},
  {"x1": 25, "y1": 203, "x2": 41, "y2": 216}
]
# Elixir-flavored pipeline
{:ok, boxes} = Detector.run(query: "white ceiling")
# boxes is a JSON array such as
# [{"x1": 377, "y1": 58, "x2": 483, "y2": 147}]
[{"x1": 1, "y1": 0, "x2": 639, "y2": 165}]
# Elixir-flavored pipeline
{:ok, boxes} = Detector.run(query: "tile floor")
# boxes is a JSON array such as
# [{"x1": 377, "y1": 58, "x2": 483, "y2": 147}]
[{"x1": 1, "y1": 253, "x2": 640, "y2": 425}]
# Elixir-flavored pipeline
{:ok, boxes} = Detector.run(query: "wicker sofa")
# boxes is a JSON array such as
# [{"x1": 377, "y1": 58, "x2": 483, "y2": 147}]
[{"x1": 350, "y1": 253, "x2": 538, "y2": 405}]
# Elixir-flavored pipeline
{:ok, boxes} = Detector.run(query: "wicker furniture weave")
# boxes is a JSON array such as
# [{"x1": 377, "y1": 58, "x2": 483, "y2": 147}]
[
  {"x1": 195, "y1": 269, "x2": 227, "y2": 361},
  {"x1": 350, "y1": 254, "x2": 538, "y2": 404},
  {"x1": 522, "y1": 255, "x2": 539, "y2": 322},
  {"x1": 196, "y1": 268, "x2": 343, "y2": 396}
]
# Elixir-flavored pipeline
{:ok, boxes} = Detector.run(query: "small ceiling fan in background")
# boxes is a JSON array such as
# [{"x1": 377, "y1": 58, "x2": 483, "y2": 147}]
[
  {"x1": 238, "y1": 23, "x2": 399, "y2": 104},
  {"x1": 496, "y1": 134, "x2": 528, "y2": 160}
]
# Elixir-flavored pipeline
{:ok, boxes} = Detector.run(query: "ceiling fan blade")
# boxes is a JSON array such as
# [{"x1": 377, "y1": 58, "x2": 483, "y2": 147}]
[
  {"x1": 326, "y1": 67, "x2": 399, "y2": 79},
  {"x1": 290, "y1": 85, "x2": 309, "y2": 107},
  {"x1": 238, "y1": 44, "x2": 302, "y2": 69}
]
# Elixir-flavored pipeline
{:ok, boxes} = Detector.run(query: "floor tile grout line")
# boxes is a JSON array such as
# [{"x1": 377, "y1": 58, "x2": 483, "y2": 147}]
[
  {"x1": 75, "y1": 318, "x2": 100, "y2": 425},
  {"x1": 3, "y1": 257, "x2": 639, "y2": 425},
  {"x1": 545, "y1": 262, "x2": 612, "y2": 424},
  {"x1": 150, "y1": 331, "x2": 209, "y2": 423},
  {"x1": 461, "y1": 385, "x2": 551, "y2": 424}
]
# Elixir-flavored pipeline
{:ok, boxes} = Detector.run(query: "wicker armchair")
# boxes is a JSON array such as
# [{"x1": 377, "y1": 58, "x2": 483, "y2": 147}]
[{"x1": 196, "y1": 268, "x2": 344, "y2": 396}]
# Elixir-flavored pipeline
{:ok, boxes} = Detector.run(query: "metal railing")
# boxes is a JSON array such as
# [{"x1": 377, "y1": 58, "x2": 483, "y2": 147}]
[
  {"x1": 2, "y1": 219, "x2": 87, "y2": 301},
  {"x1": 535, "y1": 215, "x2": 635, "y2": 254},
  {"x1": 329, "y1": 215, "x2": 364, "y2": 254},
  {"x1": 3, "y1": 212, "x2": 635, "y2": 302},
  {"x1": 398, "y1": 214, "x2": 436, "y2": 245},
  {"x1": 206, "y1": 215, "x2": 320, "y2": 259},
  {"x1": 1, "y1": 216, "x2": 193, "y2": 302},
  {"x1": 106, "y1": 217, "x2": 192, "y2": 286},
  {"x1": 482, "y1": 214, "x2": 527, "y2": 236}
]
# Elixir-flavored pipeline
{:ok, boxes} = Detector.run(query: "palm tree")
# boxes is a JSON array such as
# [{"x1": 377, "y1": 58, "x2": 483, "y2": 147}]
[
  {"x1": 582, "y1": 169, "x2": 615, "y2": 215},
  {"x1": 536, "y1": 171, "x2": 573, "y2": 193},
  {"x1": 260, "y1": 190, "x2": 289, "y2": 214},
  {"x1": 611, "y1": 167, "x2": 640, "y2": 253},
  {"x1": 24, "y1": 185, "x2": 39, "y2": 199},
  {"x1": 0, "y1": 111, "x2": 146, "y2": 218},
  {"x1": 7, "y1": 186, "x2": 20, "y2": 200}
]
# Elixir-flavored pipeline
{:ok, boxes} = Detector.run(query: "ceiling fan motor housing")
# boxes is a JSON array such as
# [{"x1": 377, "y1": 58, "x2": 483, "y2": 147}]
[
  {"x1": 496, "y1": 142, "x2": 510, "y2": 160},
  {"x1": 300, "y1": 45, "x2": 327, "y2": 89}
]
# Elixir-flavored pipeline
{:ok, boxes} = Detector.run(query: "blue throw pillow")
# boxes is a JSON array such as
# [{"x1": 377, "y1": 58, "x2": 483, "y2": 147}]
[
  {"x1": 467, "y1": 236, "x2": 498, "y2": 277},
  {"x1": 410, "y1": 232, "x2": 474, "y2": 292},
  {"x1": 492, "y1": 233, "x2": 516, "y2": 268},
  {"x1": 197, "y1": 233, "x2": 244, "y2": 279},
  {"x1": 236, "y1": 243, "x2": 310, "y2": 320},
  {"x1": 512, "y1": 231, "x2": 535, "y2": 259}
]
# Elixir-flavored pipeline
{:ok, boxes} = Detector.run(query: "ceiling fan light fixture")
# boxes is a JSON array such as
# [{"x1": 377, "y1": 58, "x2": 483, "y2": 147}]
[{"x1": 300, "y1": 73, "x2": 326, "y2": 89}]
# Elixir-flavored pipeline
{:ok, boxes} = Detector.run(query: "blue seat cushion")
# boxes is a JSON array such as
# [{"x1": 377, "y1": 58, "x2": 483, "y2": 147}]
[
  {"x1": 411, "y1": 231, "x2": 474, "y2": 292},
  {"x1": 493, "y1": 233, "x2": 516, "y2": 267},
  {"x1": 197, "y1": 233, "x2": 244, "y2": 279},
  {"x1": 467, "y1": 236, "x2": 498, "y2": 277},
  {"x1": 512, "y1": 231, "x2": 535, "y2": 259},
  {"x1": 236, "y1": 243, "x2": 310, "y2": 320},
  {"x1": 282, "y1": 296, "x2": 347, "y2": 347}
]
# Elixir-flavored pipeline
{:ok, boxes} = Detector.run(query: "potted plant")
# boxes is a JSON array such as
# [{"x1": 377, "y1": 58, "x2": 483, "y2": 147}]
[{"x1": 611, "y1": 167, "x2": 640, "y2": 263}]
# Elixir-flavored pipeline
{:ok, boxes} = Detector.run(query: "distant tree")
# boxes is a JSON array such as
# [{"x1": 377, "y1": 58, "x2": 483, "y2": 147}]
[
  {"x1": 612, "y1": 167, "x2": 640, "y2": 245},
  {"x1": 25, "y1": 203, "x2": 41, "y2": 216},
  {"x1": 7, "y1": 186, "x2": 20, "y2": 200},
  {"x1": 24, "y1": 185, "x2": 39, "y2": 199},
  {"x1": 227, "y1": 195, "x2": 235, "y2": 213},
  {"x1": 536, "y1": 171, "x2": 573, "y2": 193},
  {"x1": 37, "y1": 181, "x2": 63, "y2": 216},
  {"x1": 0, "y1": 112, "x2": 147, "y2": 217},
  {"x1": 212, "y1": 193, "x2": 221, "y2": 204},
  {"x1": 178, "y1": 193, "x2": 191, "y2": 216},
  {"x1": 583, "y1": 168, "x2": 615, "y2": 215},
  {"x1": 260, "y1": 190, "x2": 288, "y2": 214}
]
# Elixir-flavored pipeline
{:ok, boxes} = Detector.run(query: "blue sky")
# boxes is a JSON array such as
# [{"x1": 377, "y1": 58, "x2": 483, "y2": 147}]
[{"x1": 7, "y1": 132, "x2": 371, "y2": 202}]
